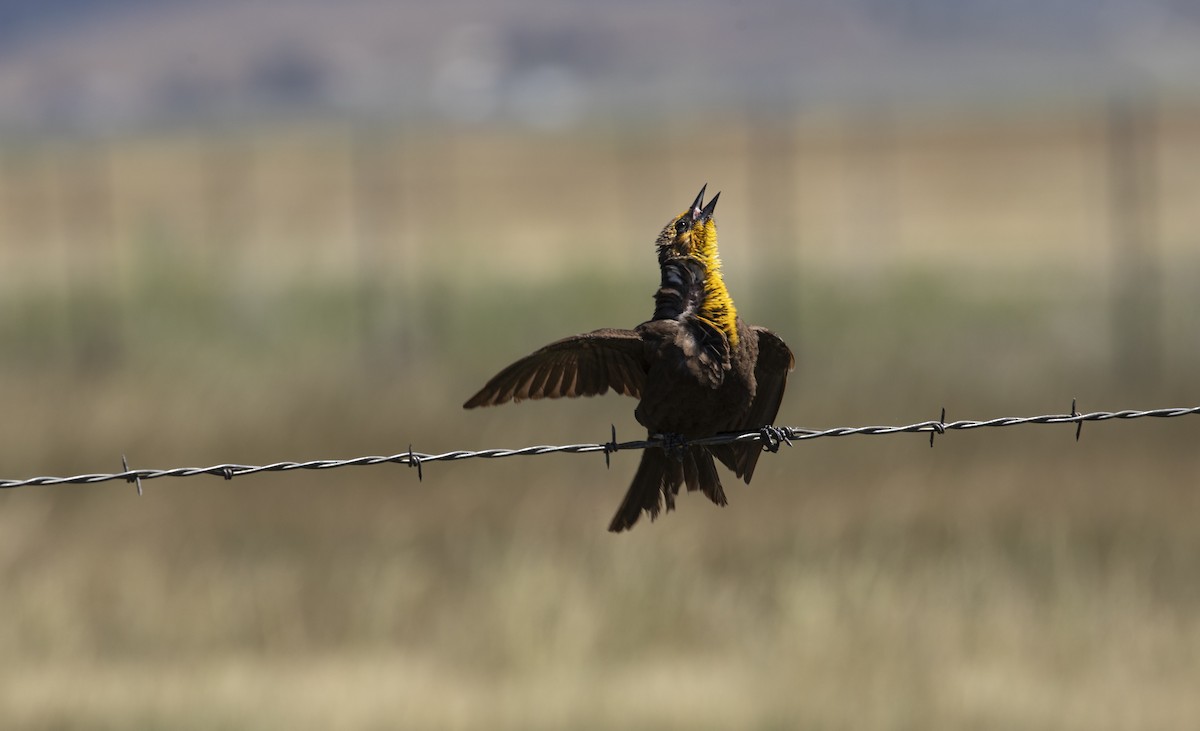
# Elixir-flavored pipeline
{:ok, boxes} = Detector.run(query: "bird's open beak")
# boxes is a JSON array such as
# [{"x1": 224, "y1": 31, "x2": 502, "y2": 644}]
[
  {"x1": 690, "y1": 184, "x2": 708, "y2": 220},
  {"x1": 690, "y1": 185, "x2": 720, "y2": 221}
]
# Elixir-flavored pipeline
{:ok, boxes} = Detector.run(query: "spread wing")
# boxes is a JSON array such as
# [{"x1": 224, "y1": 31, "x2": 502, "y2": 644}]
[
  {"x1": 711, "y1": 327, "x2": 795, "y2": 482},
  {"x1": 463, "y1": 328, "x2": 649, "y2": 408}
]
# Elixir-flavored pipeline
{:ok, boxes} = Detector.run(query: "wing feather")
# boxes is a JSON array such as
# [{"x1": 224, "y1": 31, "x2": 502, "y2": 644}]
[
  {"x1": 712, "y1": 327, "x2": 795, "y2": 482},
  {"x1": 517, "y1": 358, "x2": 551, "y2": 401},
  {"x1": 540, "y1": 358, "x2": 565, "y2": 397},
  {"x1": 576, "y1": 351, "x2": 600, "y2": 397},
  {"x1": 463, "y1": 328, "x2": 648, "y2": 408},
  {"x1": 747, "y1": 327, "x2": 795, "y2": 428}
]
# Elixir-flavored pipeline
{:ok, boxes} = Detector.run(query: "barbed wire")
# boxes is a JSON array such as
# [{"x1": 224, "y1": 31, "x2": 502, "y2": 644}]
[{"x1": 1, "y1": 402, "x2": 1197, "y2": 491}]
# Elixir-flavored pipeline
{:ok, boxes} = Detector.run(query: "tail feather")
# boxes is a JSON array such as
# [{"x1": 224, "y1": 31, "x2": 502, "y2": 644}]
[
  {"x1": 608, "y1": 447, "x2": 728, "y2": 533},
  {"x1": 694, "y1": 448, "x2": 728, "y2": 507},
  {"x1": 609, "y1": 449, "x2": 668, "y2": 532},
  {"x1": 710, "y1": 443, "x2": 763, "y2": 484},
  {"x1": 681, "y1": 451, "x2": 700, "y2": 494}
]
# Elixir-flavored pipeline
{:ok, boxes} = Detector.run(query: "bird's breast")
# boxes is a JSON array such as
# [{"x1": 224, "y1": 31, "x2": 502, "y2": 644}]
[{"x1": 633, "y1": 319, "x2": 756, "y2": 437}]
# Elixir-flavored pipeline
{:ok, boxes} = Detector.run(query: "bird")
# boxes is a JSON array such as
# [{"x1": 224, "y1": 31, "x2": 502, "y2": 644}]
[{"x1": 463, "y1": 186, "x2": 795, "y2": 532}]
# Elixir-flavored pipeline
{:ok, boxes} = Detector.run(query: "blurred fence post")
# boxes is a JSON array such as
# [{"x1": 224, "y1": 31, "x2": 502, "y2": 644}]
[
  {"x1": 744, "y1": 107, "x2": 801, "y2": 317},
  {"x1": 0, "y1": 147, "x2": 6, "y2": 264},
  {"x1": 845, "y1": 102, "x2": 898, "y2": 276},
  {"x1": 200, "y1": 131, "x2": 254, "y2": 279},
  {"x1": 347, "y1": 124, "x2": 403, "y2": 369},
  {"x1": 612, "y1": 126, "x2": 664, "y2": 254},
  {"x1": 60, "y1": 139, "x2": 124, "y2": 371},
  {"x1": 1107, "y1": 94, "x2": 1162, "y2": 384},
  {"x1": 0, "y1": 145, "x2": 11, "y2": 282}
]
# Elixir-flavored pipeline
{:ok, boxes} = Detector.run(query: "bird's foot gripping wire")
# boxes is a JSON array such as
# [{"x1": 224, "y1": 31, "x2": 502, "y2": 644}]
[
  {"x1": 658, "y1": 432, "x2": 689, "y2": 462},
  {"x1": 759, "y1": 425, "x2": 792, "y2": 453}
]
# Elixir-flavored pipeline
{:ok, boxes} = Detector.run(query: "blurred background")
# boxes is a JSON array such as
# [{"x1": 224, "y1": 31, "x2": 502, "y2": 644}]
[{"x1": 1, "y1": 0, "x2": 1199, "y2": 728}]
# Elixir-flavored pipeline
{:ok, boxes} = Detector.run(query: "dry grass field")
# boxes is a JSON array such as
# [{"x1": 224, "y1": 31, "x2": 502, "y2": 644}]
[{"x1": 1, "y1": 109, "x2": 1199, "y2": 728}]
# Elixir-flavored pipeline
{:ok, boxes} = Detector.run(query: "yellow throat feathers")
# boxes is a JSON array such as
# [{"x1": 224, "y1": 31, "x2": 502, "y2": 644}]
[{"x1": 689, "y1": 218, "x2": 739, "y2": 346}]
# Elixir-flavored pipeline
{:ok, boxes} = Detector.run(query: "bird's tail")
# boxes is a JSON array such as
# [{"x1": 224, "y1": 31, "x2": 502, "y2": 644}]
[{"x1": 608, "y1": 446, "x2": 727, "y2": 533}]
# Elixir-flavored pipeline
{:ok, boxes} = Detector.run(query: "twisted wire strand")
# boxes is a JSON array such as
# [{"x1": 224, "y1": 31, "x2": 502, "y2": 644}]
[{"x1": 2, "y1": 405, "x2": 1197, "y2": 490}]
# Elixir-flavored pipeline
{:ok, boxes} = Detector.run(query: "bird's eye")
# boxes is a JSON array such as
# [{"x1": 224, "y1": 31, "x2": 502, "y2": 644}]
[{"x1": 674, "y1": 219, "x2": 688, "y2": 235}]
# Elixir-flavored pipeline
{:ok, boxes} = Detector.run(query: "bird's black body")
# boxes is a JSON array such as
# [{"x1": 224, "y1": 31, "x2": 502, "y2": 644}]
[{"x1": 464, "y1": 187, "x2": 794, "y2": 531}]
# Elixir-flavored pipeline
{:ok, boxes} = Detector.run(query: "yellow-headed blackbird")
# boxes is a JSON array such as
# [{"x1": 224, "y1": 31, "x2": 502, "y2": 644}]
[{"x1": 464, "y1": 186, "x2": 794, "y2": 531}]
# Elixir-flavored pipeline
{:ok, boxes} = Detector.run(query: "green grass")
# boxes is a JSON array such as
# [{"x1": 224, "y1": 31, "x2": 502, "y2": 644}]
[{"x1": 1, "y1": 260, "x2": 1198, "y2": 729}]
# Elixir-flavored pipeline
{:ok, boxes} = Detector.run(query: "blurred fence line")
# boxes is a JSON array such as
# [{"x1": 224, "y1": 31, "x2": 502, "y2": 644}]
[{"x1": 1, "y1": 96, "x2": 1197, "y2": 378}]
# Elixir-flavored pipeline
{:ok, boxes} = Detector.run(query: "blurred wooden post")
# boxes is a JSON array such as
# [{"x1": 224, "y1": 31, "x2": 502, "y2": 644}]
[
  {"x1": 61, "y1": 139, "x2": 123, "y2": 371},
  {"x1": 349, "y1": 125, "x2": 382, "y2": 365},
  {"x1": 846, "y1": 102, "x2": 898, "y2": 276},
  {"x1": 348, "y1": 124, "x2": 406, "y2": 369},
  {"x1": 612, "y1": 125, "x2": 668, "y2": 256},
  {"x1": 744, "y1": 106, "x2": 801, "y2": 319},
  {"x1": 1107, "y1": 94, "x2": 1162, "y2": 384},
  {"x1": 0, "y1": 144, "x2": 9, "y2": 278},
  {"x1": 201, "y1": 132, "x2": 253, "y2": 278}
]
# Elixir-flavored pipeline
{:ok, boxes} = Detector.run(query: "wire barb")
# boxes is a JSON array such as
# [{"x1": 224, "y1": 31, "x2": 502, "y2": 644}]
[
  {"x1": 759, "y1": 425, "x2": 791, "y2": 453},
  {"x1": 1071, "y1": 398, "x2": 1083, "y2": 441},
  {"x1": 122, "y1": 454, "x2": 143, "y2": 496},
  {"x1": 2, "y1": 404, "x2": 1198, "y2": 490},
  {"x1": 603, "y1": 424, "x2": 618, "y2": 469},
  {"x1": 930, "y1": 407, "x2": 947, "y2": 448},
  {"x1": 408, "y1": 444, "x2": 423, "y2": 481}
]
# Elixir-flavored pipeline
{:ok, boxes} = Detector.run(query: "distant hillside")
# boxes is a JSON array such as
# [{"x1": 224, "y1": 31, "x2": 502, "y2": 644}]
[
  {"x1": 0, "y1": 0, "x2": 192, "y2": 44},
  {"x1": 1, "y1": 0, "x2": 1199, "y2": 134}
]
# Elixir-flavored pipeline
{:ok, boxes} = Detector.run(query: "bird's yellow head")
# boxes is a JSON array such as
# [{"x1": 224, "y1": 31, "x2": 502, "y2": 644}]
[
  {"x1": 655, "y1": 185, "x2": 738, "y2": 345},
  {"x1": 656, "y1": 184, "x2": 721, "y2": 263}
]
